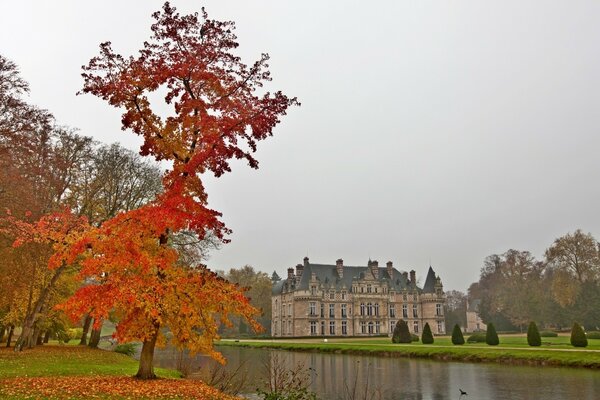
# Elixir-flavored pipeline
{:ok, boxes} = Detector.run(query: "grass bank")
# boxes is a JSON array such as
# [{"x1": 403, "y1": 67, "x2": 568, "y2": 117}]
[
  {"x1": 0, "y1": 345, "x2": 234, "y2": 399},
  {"x1": 219, "y1": 335, "x2": 600, "y2": 369}
]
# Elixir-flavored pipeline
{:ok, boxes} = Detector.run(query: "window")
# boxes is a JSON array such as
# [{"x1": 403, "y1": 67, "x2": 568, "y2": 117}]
[
  {"x1": 375, "y1": 321, "x2": 380, "y2": 334},
  {"x1": 413, "y1": 293, "x2": 417, "y2": 301},
  {"x1": 436, "y1": 304, "x2": 442, "y2": 316},
  {"x1": 288, "y1": 320, "x2": 292, "y2": 335},
  {"x1": 403, "y1": 293, "x2": 407, "y2": 301},
  {"x1": 374, "y1": 303, "x2": 380, "y2": 316},
  {"x1": 413, "y1": 321, "x2": 419, "y2": 333},
  {"x1": 329, "y1": 321, "x2": 335, "y2": 335},
  {"x1": 329, "y1": 304, "x2": 335, "y2": 318},
  {"x1": 360, "y1": 303, "x2": 365, "y2": 316},
  {"x1": 367, "y1": 284, "x2": 372, "y2": 293},
  {"x1": 311, "y1": 286, "x2": 316, "y2": 296},
  {"x1": 360, "y1": 321, "x2": 366, "y2": 334},
  {"x1": 402, "y1": 304, "x2": 408, "y2": 318},
  {"x1": 413, "y1": 304, "x2": 418, "y2": 318},
  {"x1": 329, "y1": 291, "x2": 335, "y2": 300},
  {"x1": 309, "y1": 302, "x2": 316, "y2": 316},
  {"x1": 374, "y1": 287, "x2": 378, "y2": 293},
  {"x1": 275, "y1": 300, "x2": 278, "y2": 315},
  {"x1": 389, "y1": 304, "x2": 396, "y2": 318},
  {"x1": 310, "y1": 321, "x2": 317, "y2": 335},
  {"x1": 361, "y1": 286, "x2": 364, "y2": 293},
  {"x1": 342, "y1": 321, "x2": 348, "y2": 335},
  {"x1": 341, "y1": 291, "x2": 347, "y2": 300},
  {"x1": 367, "y1": 303, "x2": 373, "y2": 316},
  {"x1": 321, "y1": 321, "x2": 325, "y2": 335},
  {"x1": 341, "y1": 304, "x2": 347, "y2": 318},
  {"x1": 368, "y1": 322, "x2": 374, "y2": 334},
  {"x1": 390, "y1": 320, "x2": 396, "y2": 333},
  {"x1": 320, "y1": 303, "x2": 324, "y2": 318},
  {"x1": 437, "y1": 321, "x2": 444, "y2": 334},
  {"x1": 288, "y1": 304, "x2": 292, "y2": 316}
]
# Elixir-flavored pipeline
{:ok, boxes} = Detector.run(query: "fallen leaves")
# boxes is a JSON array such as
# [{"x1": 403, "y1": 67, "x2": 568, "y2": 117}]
[{"x1": 0, "y1": 376, "x2": 238, "y2": 399}]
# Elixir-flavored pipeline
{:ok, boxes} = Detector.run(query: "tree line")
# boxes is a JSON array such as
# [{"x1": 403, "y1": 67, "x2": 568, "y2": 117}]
[{"x1": 466, "y1": 230, "x2": 600, "y2": 331}]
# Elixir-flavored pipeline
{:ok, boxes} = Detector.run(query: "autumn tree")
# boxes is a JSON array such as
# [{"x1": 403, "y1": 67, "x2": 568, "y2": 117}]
[{"x1": 60, "y1": 2, "x2": 298, "y2": 379}]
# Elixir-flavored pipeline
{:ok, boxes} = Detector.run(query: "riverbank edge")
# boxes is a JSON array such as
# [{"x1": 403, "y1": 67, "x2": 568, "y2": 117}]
[{"x1": 218, "y1": 340, "x2": 600, "y2": 369}]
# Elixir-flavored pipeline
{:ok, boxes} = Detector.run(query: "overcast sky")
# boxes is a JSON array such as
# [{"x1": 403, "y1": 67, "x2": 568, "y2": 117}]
[{"x1": 2, "y1": 1, "x2": 599, "y2": 291}]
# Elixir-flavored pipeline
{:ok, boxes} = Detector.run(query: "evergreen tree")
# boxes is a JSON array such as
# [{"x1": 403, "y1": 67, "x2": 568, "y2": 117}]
[
  {"x1": 570, "y1": 322, "x2": 588, "y2": 347},
  {"x1": 527, "y1": 321, "x2": 541, "y2": 346},
  {"x1": 422, "y1": 322, "x2": 434, "y2": 344},
  {"x1": 451, "y1": 324, "x2": 465, "y2": 345},
  {"x1": 392, "y1": 320, "x2": 412, "y2": 343},
  {"x1": 486, "y1": 322, "x2": 499, "y2": 345}
]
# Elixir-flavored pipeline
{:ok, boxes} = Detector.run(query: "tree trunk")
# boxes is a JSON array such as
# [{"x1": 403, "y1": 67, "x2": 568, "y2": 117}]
[
  {"x1": 15, "y1": 265, "x2": 66, "y2": 351},
  {"x1": 0, "y1": 326, "x2": 5, "y2": 343},
  {"x1": 135, "y1": 326, "x2": 159, "y2": 380},
  {"x1": 79, "y1": 314, "x2": 92, "y2": 345},
  {"x1": 88, "y1": 321, "x2": 102, "y2": 348},
  {"x1": 6, "y1": 325, "x2": 14, "y2": 347},
  {"x1": 33, "y1": 328, "x2": 43, "y2": 346},
  {"x1": 43, "y1": 330, "x2": 51, "y2": 343}
]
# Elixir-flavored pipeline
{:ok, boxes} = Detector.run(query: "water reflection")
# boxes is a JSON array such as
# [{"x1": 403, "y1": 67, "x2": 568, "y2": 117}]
[{"x1": 151, "y1": 346, "x2": 600, "y2": 399}]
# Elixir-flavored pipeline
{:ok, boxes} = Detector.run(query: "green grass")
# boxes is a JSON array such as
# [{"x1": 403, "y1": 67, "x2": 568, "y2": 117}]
[
  {"x1": 0, "y1": 345, "x2": 180, "y2": 379},
  {"x1": 219, "y1": 335, "x2": 600, "y2": 369}
]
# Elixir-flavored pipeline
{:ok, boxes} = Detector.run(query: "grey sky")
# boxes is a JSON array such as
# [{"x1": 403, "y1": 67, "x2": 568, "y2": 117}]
[{"x1": 2, "y1": 1, "x2": 599, "y2": 291}]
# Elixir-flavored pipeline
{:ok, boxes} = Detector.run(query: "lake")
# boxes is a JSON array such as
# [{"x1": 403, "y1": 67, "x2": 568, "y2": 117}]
[{"x1": 152, "y1": 345, "x2": 600, "y2": 399}]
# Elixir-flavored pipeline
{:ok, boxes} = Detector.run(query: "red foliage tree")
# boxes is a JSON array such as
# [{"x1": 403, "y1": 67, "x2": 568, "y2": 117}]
[{"x1": 60, "y1": 2, "x2": 298, "y2": 379}]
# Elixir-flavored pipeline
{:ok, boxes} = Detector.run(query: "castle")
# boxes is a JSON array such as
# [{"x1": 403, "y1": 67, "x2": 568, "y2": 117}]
[{"x1": 271, "y1": 257, "x2": 445, "y2": 337}]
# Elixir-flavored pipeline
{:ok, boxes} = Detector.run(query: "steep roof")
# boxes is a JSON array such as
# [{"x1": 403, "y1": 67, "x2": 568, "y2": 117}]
[
  {"x1": 422, "y1": 266, "x2": 438, "y2": 293},
  {"x1": 272, "y1": 260, "x2": 435, "y2": 295}
]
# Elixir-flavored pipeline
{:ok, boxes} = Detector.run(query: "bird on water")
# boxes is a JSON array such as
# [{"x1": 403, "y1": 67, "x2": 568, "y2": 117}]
[{"x1": 459, "y1": 388, "x2": 468, "y2": 396}]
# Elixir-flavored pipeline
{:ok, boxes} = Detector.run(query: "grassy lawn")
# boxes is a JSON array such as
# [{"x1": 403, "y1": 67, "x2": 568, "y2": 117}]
[
  {"x1": 0, "y1": 345, "x2": 233, "y2": 399},
  {"x1": 219, "y1": 334, "x2": 600, "y2": 369}
]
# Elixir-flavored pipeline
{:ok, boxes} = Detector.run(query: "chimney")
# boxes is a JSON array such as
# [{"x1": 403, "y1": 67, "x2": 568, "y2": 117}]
[
  {"x1": 410, "y1": 270, "x2": 416, "y2": 287},
  {"x1": 386, "y1": 261, "x2": 393, "y2": 279},
  {"x1": 371, "y1": 260, "x2": 379, "y2": 279},
  {"x1": 287, "y1": 267, "x2": 294, "y2": 280},
  {"x1": 336, "y1": 259, "x2": 344, "y2": 278},
  {"x1": 303, "y1": 256, "x2": 309, "y2": 267},
  {"x1": 296, "y1": 263, "x2": 304, "y2": 280},
  {"x1": 402, "y1": 271, "x2": 408, "y2": 284}
]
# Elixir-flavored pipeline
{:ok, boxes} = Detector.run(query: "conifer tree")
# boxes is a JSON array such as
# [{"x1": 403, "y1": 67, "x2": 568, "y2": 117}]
[
  {"x1": 570, "y1": 322, "x2": 588, "y2": 347},
  {"x1": 451, "y1": 324, "x2": 465, "y2": 345},
  {"x1": 422, "y1": 322, "x2": 434, "y2": 344},
  {"x1": 392, "y1": 320, "x2": 412, "y2": 343},
  {"x1": 486, "y1": 322, "x2": 499, "y2": 345},
  {"x1": 527, "y1": 321, "x2": 541, "y2": 346}
]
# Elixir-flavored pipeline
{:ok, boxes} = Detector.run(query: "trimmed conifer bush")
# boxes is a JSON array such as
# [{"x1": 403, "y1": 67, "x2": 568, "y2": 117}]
[
  {"x1": 392, "y1": 320, "x2": 412, "y2": 343},
  {"x1": 451, "y1": 324, "x2": 465, "y2": 345},
  {"x1": 527, "y1": 321, "x2": 541, "y2": 346},
  {"x1": 421, "y1": 322, "x2": 434, "y2": 344},
  {"x1": 570, "y1": 323, "x2": 588, "y2": 347},
  {"x1": 486, "y1": 323, "x2": 499, "y2": 345}
]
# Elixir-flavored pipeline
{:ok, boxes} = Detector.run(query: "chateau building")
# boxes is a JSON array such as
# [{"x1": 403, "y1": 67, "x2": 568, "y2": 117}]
[{"x1": 271, "y1": 257, "x2": 445, "y2": 337}]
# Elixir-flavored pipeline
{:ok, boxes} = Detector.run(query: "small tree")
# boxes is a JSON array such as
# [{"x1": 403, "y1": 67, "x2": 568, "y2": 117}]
[
  {"x1": 486, "y1": 323, "x2": 499, "y2": 345},
  {"x1": 570, "y1": 322, "x2": 588, "y2": 347},
  {"x1": 527, "y1": 321, "x2": 541, "y2": 346},
  {"x1": 451, "y1": 324, "x2": 464, "y2": 345},
  {"x1": 421, "y1": 322, "x2": 434, "y2": 344},
  {"x1": 392, "y1": 320, "x2": 412, "y2": 343}
]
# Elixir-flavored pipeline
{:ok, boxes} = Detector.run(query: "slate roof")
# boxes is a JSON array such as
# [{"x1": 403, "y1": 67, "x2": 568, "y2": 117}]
[
  {"x1": 422, "y1": 266, "x2": 438, "y2": 293},
  {"x1": 272, "y1": 261, "x2": 438, "y2": 295}
]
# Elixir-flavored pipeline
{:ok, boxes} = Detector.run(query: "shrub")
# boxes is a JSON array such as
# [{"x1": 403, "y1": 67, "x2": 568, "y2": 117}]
[
  {"x1": 585, "y1": 331, "x2": 600, "y2": 339},
  {"x1": 570, "y1": 323, "x2": 588, "y2": 347},
  {"x1": 467, "y1": 332, "x2": 486, "y2": 343},
  {"x1": 411, "y1": 333, "x2": 419, "y2": 342},
  {"x1": 392, "y1": 320, "x2": 412, "y2": 343},
  {"x1": 421, "y1": 323, "x2": 434, "y2": 344},
  {"x1": 527, "y1": 321, "x2": 541, "y2": 347},
  {"x1": 486, "y1": 323, "x2": 499, "y2": 346},
  {"x1": 451, "y1": 324, "x2": 464, "y2": 345},
  {"x1": 114, "y1": 343, "x2": 138, "y2": 356},
  {"x1": 540, "y1": 331, "x2": 558, "y2": 338}
]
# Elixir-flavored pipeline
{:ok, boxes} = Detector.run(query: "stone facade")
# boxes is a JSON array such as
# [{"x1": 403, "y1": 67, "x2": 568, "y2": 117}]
[
  {"x1": 466, "y1": 299, "x2": 487, "y2": 332},
  {"x1": 271, "y1": 257, "x2": 446, "y2": 337}
]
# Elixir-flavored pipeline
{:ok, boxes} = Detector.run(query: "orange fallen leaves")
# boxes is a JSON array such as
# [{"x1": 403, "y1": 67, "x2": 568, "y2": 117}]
[{"x1": 0, "y1": 376, "x2": 238, "y2": 399}]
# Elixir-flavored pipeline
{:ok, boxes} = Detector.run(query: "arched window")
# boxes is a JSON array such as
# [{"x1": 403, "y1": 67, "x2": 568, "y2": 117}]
[
  {"x1": 367, "y1": 302, "x2": 373, "y2": 316},
  {"x1": 368, "y1": 322, "x2": 374, "y2": 334},
  {"x1": 374, "y1": 303, "x2": 380, "y2": 316},
  {"x1": 360, "y1": 303, "x2": 365, "y2": 316}
]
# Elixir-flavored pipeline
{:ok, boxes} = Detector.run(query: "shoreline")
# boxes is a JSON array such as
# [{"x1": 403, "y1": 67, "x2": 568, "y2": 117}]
[{"x1": 218, "y1": 339, "x2": 600, "y2": 369}]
